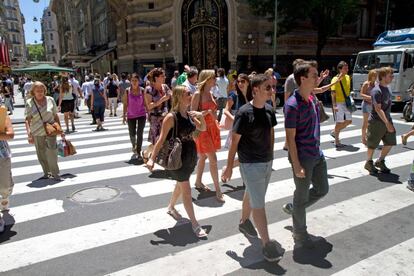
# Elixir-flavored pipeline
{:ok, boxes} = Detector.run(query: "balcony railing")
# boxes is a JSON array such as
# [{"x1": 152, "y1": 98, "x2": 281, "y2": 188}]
[
  {"x1": 11, "y1": 40, "x2": 21, "y2": 45},
  {"x1": 8, "y1": 28, "x2": 20, "y2": 33},
  {"x1": 5, "y1": 17, "x2": 18, "y2": 22}
]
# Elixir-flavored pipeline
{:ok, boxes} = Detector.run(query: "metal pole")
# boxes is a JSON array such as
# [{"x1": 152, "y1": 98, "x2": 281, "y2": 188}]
[
  {"x1": 273, "y1": 0, "x2": 278, "y2": 68},
  {"x1": 384, "y1": 0, "x2": 390, "y2": 31}
]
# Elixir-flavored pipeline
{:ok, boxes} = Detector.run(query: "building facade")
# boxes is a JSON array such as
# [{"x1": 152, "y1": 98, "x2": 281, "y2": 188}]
[
  {"x1": 50, "y1": 0, "x2": 117, "y2": 74},
  {"x1": 3, "y1": 0, "x2": 26, "y2": 67},
  {"x1": 41, "y1": 7, "x2": 60, "y2": 64},
  {"x1": 51, "y1": 0, "x2": 387, "y2": 76}
]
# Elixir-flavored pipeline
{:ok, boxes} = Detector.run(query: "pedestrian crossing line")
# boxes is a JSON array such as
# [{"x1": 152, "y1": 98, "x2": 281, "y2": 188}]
[
  {"x1": 5, "y1": 199, "x2": 64, "y2": 225},
  {"x1": 11, "y1": 115, "x2": 125, "y2": 131},
  {"x1": 331, "y1": 237, "x2": 414, "y2": 276},
  {"x1": 11, "y1": 152, "x2": 135, "y2": 177},
  {"x1": 325, "y1": 111, "x2": 414, "y2": 126},
  {"x1": 9, "y1": 128, "x2": 132, "y2": 146},
  {"x1": 12, "y1": 121, "x2": 129, "y2": 139},
  {"x1": 11, "y1": 126, "x2": 366, "y2": 185},
  {"x1": 132, "y1": 141, "x2": 368, "y2": 198},
  {"x1": 0, "y1": 152, "x2": 413, "y2": 273},
  {"x1": 11, "y1": 142, "x2": 135, "y2": 164},
  {"x1": 107, "y1": 184, "x2": 414, "y2": 276}
]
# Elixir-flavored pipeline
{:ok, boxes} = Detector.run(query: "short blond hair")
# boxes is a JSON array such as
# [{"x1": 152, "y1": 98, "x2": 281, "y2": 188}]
[{"x1": 29, "y1": 81, "x2": 47, "y2": 97}]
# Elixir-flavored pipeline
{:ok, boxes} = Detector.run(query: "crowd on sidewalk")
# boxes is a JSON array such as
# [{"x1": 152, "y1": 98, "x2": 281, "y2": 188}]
[{"x1": 1, "y1": 60, "x2": 414, "y2": 262}]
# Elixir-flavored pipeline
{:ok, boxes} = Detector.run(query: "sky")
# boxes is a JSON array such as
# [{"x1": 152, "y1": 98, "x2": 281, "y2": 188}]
[{"x1": 20, "y1": 0, "x2": 50, "y2": 45}]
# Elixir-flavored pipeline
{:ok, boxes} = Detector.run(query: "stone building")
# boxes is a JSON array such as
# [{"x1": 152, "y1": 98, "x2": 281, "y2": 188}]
[
  {"x1": 51, "y1": 0, "x2": 387, "y2": 76},
  {"x1": 41, "y1": 7, "x2": 60, "y2": 64},
  {"x1": 50, "y1": 0, "x2": 117, "y2": 74},
  {"x1": 3, "y1": 0, "x2": 27, "y2": 67},
  {"x1": 110, "y1": 0, "x2": 384, "y2": 76}
]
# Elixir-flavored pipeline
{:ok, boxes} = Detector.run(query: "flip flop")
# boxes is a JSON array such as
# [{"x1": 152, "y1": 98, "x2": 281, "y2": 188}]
[
  {"x1": 195, "y1": 183, "x2": 211, "y2": 193},
  {"x1": 192, "y1": 225, "x2": 208, "y2": 238},
  {"x1": 167, "y1": 208, "x2": 182, "y2": 220}
]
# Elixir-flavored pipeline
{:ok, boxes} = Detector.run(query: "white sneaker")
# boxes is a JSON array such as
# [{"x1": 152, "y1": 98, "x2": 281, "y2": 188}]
[
  {"x1": 0, "y1": 217, "x2": 5, "y2": 233},
  {"x1": 0, "y1": 198, "x2": 9, "y2": 211}
]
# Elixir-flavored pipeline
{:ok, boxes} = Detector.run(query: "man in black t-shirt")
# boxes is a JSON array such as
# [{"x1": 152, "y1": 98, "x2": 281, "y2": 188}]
[
  {"x1": 222, "y1": 74, "x2": 283, "y2": 262},
  {"x1": 106, "y1": 77, "x2": 119, "y2": 116}
]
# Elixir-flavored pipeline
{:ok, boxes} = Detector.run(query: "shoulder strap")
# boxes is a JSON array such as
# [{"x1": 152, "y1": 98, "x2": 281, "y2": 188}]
[
  {"x1": 339, "y1": 78, "x2": 348, "y2": 98},
  {"x1": 172, "y1": 112, "x2": 178, "y2": 138},
  {"x1": 32, "y1": 99, "x2": 45, "y2": 123}
]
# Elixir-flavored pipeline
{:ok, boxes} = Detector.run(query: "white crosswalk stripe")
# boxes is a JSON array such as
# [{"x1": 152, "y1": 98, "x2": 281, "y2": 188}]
[{"x1": 3, "y1": 111, "x2": 414, "y2": 275}]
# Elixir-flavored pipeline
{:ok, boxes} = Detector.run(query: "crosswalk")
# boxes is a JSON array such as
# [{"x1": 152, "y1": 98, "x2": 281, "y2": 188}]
[{"x1": 2, "y1": 109, "x2": 414, "y2": 276}]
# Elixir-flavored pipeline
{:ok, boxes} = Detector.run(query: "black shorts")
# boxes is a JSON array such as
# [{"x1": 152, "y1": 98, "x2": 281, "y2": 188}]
[{"x1": 61, "y1": 100, "x2": 75, "y2": 113}]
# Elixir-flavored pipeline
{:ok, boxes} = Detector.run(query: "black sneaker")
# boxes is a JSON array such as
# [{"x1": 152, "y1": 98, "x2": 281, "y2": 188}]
[
  {"x1": 238, "y1": 219, "x2": 258, "y2": 238},
  {"x1": 262, "y1": 240, "x2": 283, "y2": 262},
  {"x1": 282, "y1": 203, "x2": 293, "y2": 215},
  {"x1": 374, "y1": 159, "x2": 391, "y2": 173},
  {"x1": 294, "y1": 234, "x2": 315, "y2": 249},
  {"x1": 364, "y1": 160, "x2": 378, "y2": 174}
]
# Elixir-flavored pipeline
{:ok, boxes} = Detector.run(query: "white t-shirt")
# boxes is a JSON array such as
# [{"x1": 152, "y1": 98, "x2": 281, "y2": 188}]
[
  {"x1": 23, "y1": 81, "x2": 33, "y2": 93},
  {"x1": 214, "y1": 77, "x2": 229, "y2": 98},
  {"x1": 182, "y1": 79, "x2": 197, "y2": 95},
  {"x1": 82, "y1": 81, "x2": 94, "y2": 99},
  {"x1": 69, "y1": 78, "x2": 81, "y2": 96}
]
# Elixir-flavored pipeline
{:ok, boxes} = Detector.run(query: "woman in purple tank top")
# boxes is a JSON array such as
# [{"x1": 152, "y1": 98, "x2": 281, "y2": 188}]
[{"x1": 122, "y1": 73, "x2": 147, "y2": 162}]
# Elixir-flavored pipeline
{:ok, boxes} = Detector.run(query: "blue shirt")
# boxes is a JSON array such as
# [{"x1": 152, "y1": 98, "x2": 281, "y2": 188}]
[
  {"x1": 92, "y1": 86, "x2": 105, "y2": 107},
  {"x1": 284, "y1": 90, "x2": 322, "y2": 160}
]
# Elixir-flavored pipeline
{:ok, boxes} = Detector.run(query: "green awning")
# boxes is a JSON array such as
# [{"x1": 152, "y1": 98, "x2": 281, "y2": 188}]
[{"x1": 12, "y1": 64, "x2": 74, "y2": 73}]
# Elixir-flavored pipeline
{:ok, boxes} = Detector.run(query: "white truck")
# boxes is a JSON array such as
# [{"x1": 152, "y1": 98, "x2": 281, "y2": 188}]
[{"x1": 351, "y1": 28, "x2": 414, "y2": 105}]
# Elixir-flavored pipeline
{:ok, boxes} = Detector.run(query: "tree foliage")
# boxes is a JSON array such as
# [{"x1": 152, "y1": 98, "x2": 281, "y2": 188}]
[
  {"x1": 27, "y1": 44, "x2": 46, "y2": 61},
  {"x1": 247, "y1": 0, "x2": 359, "y2": 59}
]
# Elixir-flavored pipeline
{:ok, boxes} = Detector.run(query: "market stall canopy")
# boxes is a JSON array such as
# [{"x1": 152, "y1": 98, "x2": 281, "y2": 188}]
[{"x1": 12, "y1": 64, "x2": 74, "y2": 73}]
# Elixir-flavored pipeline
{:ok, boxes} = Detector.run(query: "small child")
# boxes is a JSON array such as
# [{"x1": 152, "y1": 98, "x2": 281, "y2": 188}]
[{"x1": 0, "y1": 107, "x2": 14, "y2": 233}]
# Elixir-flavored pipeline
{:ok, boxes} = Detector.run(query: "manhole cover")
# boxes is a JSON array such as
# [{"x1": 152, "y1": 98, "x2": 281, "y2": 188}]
[{"x1": 71, "y1": 186, "x2": 120, "y2": 203}]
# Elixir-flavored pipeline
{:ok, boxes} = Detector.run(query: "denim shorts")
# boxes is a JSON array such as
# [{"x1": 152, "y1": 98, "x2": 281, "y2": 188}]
[
  {"x1": 361, "y1": 101, "x2": 372, "y2": 114},
  {"x1": 239, "y1": 161, "x2": 273, "y2": 209}
]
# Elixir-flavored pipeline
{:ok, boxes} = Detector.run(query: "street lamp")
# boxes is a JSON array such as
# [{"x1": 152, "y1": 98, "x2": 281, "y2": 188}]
[
  {"x1": 243, "y1": 34, "x2": 255, "y2": 70},
  {"x1": 158, "y1": 37, "x2": 169, "y2": 70},
  {"x1": 273, "y1": 0, "x2": 278, "y2": 68}
]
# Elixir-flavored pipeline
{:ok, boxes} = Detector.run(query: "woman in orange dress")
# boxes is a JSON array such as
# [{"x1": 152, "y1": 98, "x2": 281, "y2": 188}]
[{"x1": 191, "y1": 70, "x2": 224, "y2": 203}]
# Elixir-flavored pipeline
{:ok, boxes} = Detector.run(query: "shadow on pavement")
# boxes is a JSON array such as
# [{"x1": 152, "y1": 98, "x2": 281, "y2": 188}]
[
  {"x1": 292, "y1": 236, "x2": 333, "y2": 269},
  {"x1": 226, "y1": 237, "x2": 287, "y2": 275},
  {"x1": 0, "y1": 211, "x2": 17, "y2": 243},
  {"x1": 376, "y1": 172, "x2": 401, "y2": 184},
  {"x1": 27, "y1": 173, "x2": 75, "y2": 188},
  {"x1": 150, "y1": 222, "x2": 211, "y2": 247}
]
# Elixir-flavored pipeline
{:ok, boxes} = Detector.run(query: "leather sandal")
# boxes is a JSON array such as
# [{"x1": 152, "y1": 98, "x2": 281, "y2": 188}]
[{"x1": 192, "y1": 225, "x2": 207, "y2": 238}]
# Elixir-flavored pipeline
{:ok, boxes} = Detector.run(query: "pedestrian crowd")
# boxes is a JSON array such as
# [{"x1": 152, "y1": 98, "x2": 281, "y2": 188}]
[{"x1": 1, "y1": 60, "x2": 413, "y2": 262}]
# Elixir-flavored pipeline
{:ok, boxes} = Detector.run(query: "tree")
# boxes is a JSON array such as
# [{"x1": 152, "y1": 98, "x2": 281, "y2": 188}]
[
  {"x1": 247, "y1": 0, "x2": 359, "y2": 60},
  {"x1": 27, "y1": 44, "x2": 46, "y2": 61}
]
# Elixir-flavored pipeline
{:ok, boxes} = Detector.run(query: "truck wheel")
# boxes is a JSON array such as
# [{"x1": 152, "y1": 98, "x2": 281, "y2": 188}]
[{"x1": 403, "y1": 103, "x2": 413, "y2": 122}]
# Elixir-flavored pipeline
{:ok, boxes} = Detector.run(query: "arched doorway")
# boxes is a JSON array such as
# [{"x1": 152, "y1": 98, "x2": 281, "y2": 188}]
[{"x1": 182, "y1": 0, "x2": 228, "y2": 69}]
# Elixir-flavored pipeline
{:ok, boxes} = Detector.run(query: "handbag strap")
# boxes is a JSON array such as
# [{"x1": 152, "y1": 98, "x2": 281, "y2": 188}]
[
  {"x1": 171, "y1": 112, "x2": 178, "y2": 138},
  {"x1": 32, "y1": 98, "x2": 46, "y2": 123}
]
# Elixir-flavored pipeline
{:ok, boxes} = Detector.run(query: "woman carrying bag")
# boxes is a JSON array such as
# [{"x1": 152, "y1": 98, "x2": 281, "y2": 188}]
[
  {"x1": 146, "y1": 85, "x2": 207, "y2": 238},
  {"x1": 25, "y1": 81, "x2": 64, "y2": 181}
]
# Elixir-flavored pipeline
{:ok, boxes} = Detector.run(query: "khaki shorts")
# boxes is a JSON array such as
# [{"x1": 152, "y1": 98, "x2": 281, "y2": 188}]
[
  {"x1": 366, "y1": 120, "x2": 397, "y2": 149},
  {"x1": 0, "y1": 158, "x2": 14, "y2": 199}
]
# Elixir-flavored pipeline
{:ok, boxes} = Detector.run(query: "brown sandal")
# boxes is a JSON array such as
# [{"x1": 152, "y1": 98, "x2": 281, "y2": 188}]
[{"x1": 195, "y1": 183, "x2": 211, "y2": 193}]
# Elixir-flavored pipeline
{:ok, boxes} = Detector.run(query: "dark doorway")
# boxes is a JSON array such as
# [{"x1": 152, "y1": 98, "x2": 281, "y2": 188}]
[{"x1": 182, "y1": 0, "x2": 228, "y2": 69}]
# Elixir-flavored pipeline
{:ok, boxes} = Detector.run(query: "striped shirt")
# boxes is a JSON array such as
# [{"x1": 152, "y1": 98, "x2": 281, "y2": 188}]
[
  {"x1": 25, "y1": 96, "x2": 58, "y2": 137},
  {"x1": 284, "y1": 90, "x2": 323, "y2": 160}
]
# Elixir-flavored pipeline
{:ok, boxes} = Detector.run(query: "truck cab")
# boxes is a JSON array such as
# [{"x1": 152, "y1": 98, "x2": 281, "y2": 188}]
[{"x1": 352, "y1": 28, "x2": 414, "y2": 104}]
